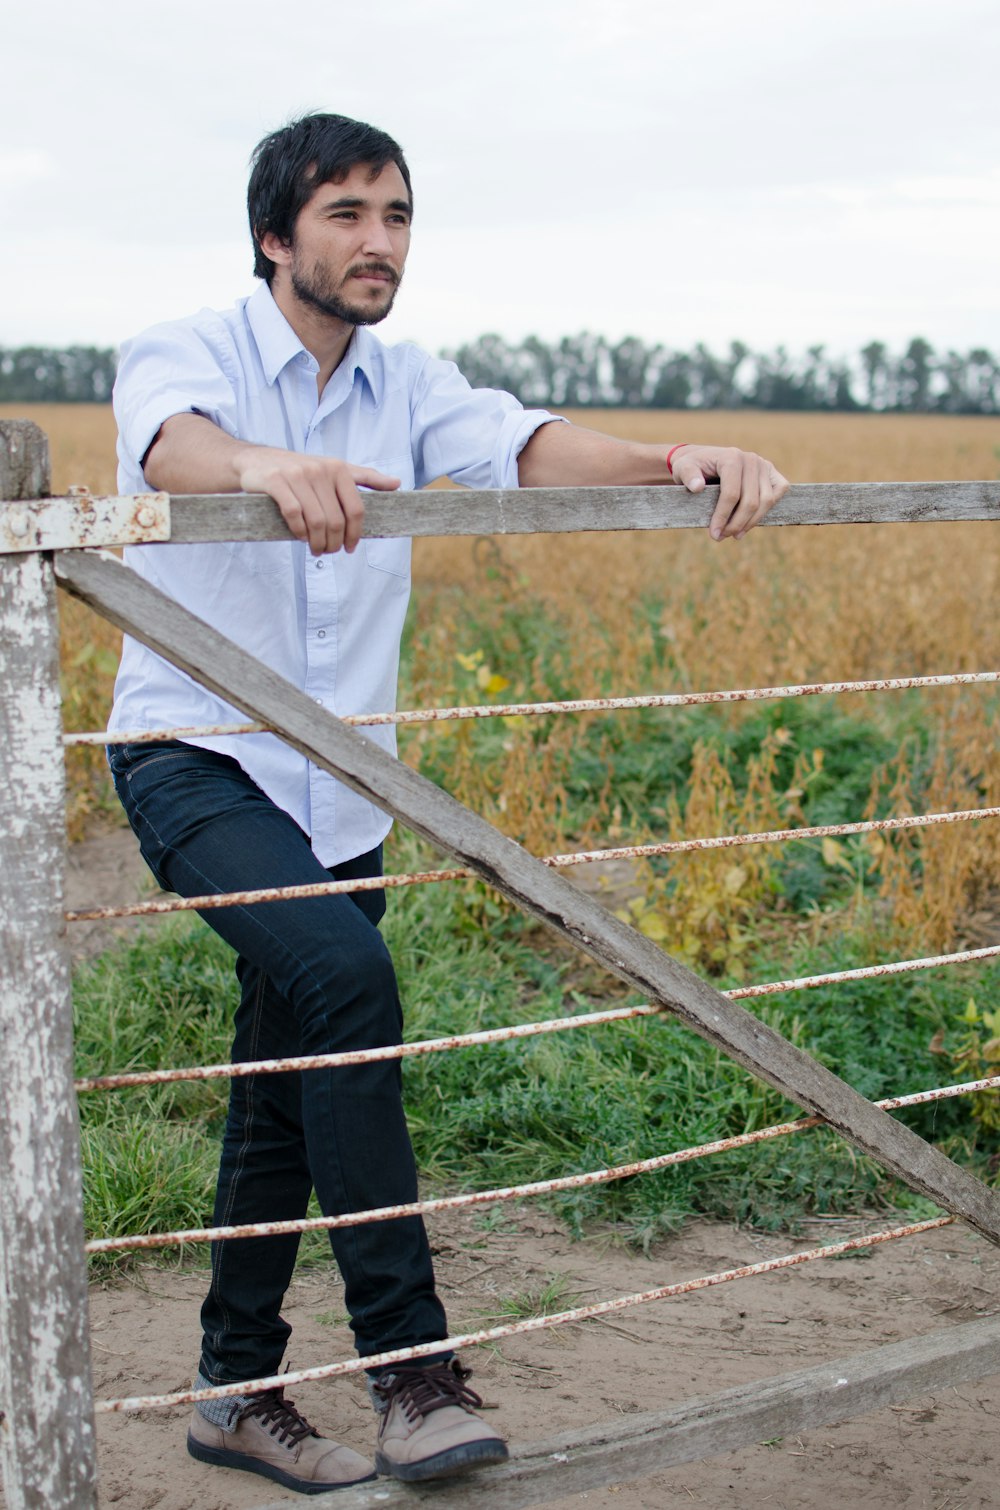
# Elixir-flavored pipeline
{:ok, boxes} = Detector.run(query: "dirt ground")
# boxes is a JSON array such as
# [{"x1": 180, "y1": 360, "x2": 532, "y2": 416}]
[
  {"x1": 33, "y1": 828, "x2": 1000, "y2": 1509},
  {"x1": 64, "y1": 821, "x2": 161, "y2": 966},
  {"x1": 79, "y1": 1213, "x2": 1000, "y2": 1510}
]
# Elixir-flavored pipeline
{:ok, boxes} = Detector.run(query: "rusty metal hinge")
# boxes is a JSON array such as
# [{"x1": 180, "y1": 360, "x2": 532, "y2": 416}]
[{"x1": 0, "y1": 489, "x2": 171, "y2": 553}]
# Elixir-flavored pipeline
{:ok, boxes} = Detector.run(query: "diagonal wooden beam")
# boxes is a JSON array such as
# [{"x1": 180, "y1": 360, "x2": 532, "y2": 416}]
[{"x1": 55, "y1": 547, "x2": 1000, "y2": 1246}]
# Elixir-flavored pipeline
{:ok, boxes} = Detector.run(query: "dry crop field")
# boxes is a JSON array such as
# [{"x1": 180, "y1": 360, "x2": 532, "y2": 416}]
[{"x1": 6, "y1": 403, "x2": 1000, "y2": 955}]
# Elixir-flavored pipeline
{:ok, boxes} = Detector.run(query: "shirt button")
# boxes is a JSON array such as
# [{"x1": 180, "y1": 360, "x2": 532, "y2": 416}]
[
  {"x1": 317, "y1": 629, "x2": 326, "y2": 638},
  {"x1": 315, "y1": 559, "x2": 325, "y2": 569},
  {"x1": 315, "y1": 697, "x2": 324, "y2": 706}
]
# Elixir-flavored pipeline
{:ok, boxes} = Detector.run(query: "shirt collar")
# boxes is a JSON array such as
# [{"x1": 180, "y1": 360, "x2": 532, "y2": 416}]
[
  {"x1": 347, "y1": 327, "x2": 383, "y2": 407},
  {"x1": 246, "y1": 282, "x2": 383, "y2": 404}
]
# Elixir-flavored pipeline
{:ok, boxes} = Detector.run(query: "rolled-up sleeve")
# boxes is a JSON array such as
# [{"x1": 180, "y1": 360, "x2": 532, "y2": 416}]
[
  {"x1": 113, "y1": 313, "x2": 241, "y2": 487},
  {"x1": 407, "y1": 351, "x2": 565, "y2": 490}
]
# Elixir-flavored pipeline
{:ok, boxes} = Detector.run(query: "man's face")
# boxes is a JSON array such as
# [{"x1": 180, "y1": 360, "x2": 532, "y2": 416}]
[{"x1": 281, "y1": 161, "x2": 412, "y2": 327}]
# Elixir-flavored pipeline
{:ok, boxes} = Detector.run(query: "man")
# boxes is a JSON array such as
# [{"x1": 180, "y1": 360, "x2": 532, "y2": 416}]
[{"x1": 109, "y1": 111, "x2": 788, "y2": 1495}]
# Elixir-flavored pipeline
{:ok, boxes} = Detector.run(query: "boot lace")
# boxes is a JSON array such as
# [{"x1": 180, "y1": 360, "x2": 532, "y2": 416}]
[
  {"x1": 374, "y1": 1361, "x2": 483, "y2": 1425},
  {"x1": 242, "y1": 1388, "x2": 318, "y2": 1446}
]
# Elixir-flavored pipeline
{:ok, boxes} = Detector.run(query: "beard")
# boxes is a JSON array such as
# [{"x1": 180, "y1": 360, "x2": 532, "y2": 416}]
[{"x1": 290, "y1": 256, "x2": 401, "y2": 327}]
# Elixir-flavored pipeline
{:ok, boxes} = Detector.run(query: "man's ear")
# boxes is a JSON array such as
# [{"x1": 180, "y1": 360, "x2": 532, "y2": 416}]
[{"x1": 259, "y1": 229, "x2": 292, "y2": 267}]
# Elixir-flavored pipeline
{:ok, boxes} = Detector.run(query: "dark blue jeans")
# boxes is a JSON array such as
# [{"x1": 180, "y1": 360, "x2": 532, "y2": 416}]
[{"x1": 108, "y1": 740, "x2": 448, "y2": 1387}]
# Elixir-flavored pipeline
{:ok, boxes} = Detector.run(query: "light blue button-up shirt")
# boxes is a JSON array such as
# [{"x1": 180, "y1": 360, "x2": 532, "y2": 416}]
[{"x1": 110, "y1": 283, "x2": 560, "y2": 865}]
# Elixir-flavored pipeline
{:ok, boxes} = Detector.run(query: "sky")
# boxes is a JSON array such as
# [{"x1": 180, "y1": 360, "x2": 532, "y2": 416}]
[{"x1": 3, "y1": 0, "x2": 999, "y2": 362}]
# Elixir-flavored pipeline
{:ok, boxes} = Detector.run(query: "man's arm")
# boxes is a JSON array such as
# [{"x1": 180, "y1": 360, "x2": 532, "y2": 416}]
[
  {"x1": 517, "y1": 421, "x2": 789, "y2": 541},
  {"x1": 143, "y1": 413, "x2": 401, "y2": 556}
]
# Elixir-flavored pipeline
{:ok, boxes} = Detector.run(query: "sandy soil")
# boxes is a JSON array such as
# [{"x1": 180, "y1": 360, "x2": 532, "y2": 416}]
[
  {"x1": 80, "y1": 1212, "x2": 1000, "y2": 1510},
  {"x1": 64, "y1": 820, "x2": 161, "y2": 965},
  {"x1": 29, "y1": 828, "x2": 1000, "y2": 1509}
]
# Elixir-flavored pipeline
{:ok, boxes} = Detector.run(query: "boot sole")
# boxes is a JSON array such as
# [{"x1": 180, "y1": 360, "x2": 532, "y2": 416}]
[
  {"x1": 376, "y1": 1437, "x2": 509, "y2": 1482},
  {"x1": 187, "y1": 1430, "x2": 377, "y2": 1495}
]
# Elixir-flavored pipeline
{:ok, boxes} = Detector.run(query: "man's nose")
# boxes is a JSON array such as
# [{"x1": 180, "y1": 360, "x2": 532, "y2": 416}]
[{"x1": 361, "y1": 218, "x2": 394, "y2": 256}]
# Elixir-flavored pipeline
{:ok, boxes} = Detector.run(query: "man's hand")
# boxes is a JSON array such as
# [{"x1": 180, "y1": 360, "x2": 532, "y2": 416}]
[
  {"x1": 143, "y1": 413, "x2": 401, "y2": 556},
  {"x1": 668, "y1": 445, "x2": 790, "y2": 542},
  {"x1": 516, "y1": 421, "x2": 788, "y2": 539},
  {"x1": 235, "y1": 448, "x2": 400, "y2": 556}
]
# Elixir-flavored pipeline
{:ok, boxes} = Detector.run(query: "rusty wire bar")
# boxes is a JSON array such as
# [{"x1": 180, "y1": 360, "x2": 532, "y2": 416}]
[
  {"x1": 63, "y1": 804, "x2": 1000, "y2": 924},
  {"x1": 75, "y1": 945, "x2": 1000, "y2": 1096},
  {"x1": 77, "y1": 938, "x2": 1000, "y2": 1090},
  {"x1": 726, "y1": 943, "x2": 1000, "y2": 1001},
  {"x1": 83, "y1": 1077, "x2": 996, "y2": 1255},
  {"x1": 65, "y1": 865, "x2": 465, "y2": 923},
  {"x1": 75, "y1": 1003, "x2": 663, "y2": 1092},
  {"x1": 66, "y1": 720, "x2": 266, "y2": 746},
  {"x1": 94, "y1": 1215, "x2": 955, "y2": 1414},
  {"x1": 64, "y1": 668, "x2": 1000, "y2": 746}
]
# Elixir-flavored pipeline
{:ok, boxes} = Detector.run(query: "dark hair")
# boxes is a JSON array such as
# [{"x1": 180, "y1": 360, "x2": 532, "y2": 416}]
[{"x1": 248, "y1": 113, "x2": 412, "y2": 282}]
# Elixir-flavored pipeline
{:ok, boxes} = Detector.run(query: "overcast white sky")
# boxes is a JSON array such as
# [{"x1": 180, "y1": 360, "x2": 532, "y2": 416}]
[{"x1": 4, "y1": 0, "x2": 999, "y2": 361}]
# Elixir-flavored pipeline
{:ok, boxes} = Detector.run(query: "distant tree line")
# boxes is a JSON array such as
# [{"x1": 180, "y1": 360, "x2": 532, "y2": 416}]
[
  {"x1": 0, "y1": 345, "x2": 117, "y2": 402},
  {"x1": 441, "y1": 335, "x2": 1000, "y2": 414},
  {"x1": 2, "y1": 336, "x2": 999, "y2": 412}
]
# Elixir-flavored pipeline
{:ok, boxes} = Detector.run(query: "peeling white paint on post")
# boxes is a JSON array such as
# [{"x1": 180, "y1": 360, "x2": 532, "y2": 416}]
[{"x1": 0, "y1": 421, "x2": 97, "y2": 1509}]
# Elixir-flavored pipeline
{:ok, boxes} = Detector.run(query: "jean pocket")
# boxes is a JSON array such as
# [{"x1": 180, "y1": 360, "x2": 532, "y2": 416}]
[
  {"x1": 106, "y1": 742, "x2": 132, "y2": 778},
  {"x1": 107, "y1": 739, "x2": 182, "y2": 780},
  {"x1": 120, "y1": 746, "x2": 201, "y2": 785}
]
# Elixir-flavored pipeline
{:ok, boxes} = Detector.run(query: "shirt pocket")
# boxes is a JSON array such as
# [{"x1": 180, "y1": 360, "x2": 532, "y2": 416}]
[
  {"x1": 362, "y1": 456, "x2": 413, "y2": 578},
  {"x1": 364, "y1": 536, "x2": 411, "y2": 578}
]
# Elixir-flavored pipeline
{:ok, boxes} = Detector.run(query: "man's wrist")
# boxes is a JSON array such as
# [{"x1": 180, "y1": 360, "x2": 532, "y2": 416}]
[
  {"x1": 665, "y1": 442, "x2": 690, "y2": 479},
  {"x1": 230, "y1": 438, "x2": 273, "y2": 491}
]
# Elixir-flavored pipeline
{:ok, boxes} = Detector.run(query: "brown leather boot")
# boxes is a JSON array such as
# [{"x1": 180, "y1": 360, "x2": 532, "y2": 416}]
[
  {"x1": 187, "y1": 1387, "x2": 375, "y2": 1495},
  {"x1": 372, "y1": 1360, "x2": 508, "y2": 1481}
]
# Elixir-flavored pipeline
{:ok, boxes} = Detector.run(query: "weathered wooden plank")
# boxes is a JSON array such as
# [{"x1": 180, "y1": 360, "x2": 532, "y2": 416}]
[
  {"x1": 252, "y1": 1315, "x2": 1000, "y2": 1508},
  {"x1": 55, "y1": 547, "x2": 1000, "y2": 1247},
  {"x1": 6, "y1": 480, "x2": 998, "y2": 547},
  {"x1": 156, "y1": 478, "x2": 1000, "y2": 543},
  {"x1": 0, "y1": 423, "x2": 97, "y2": 1510}
]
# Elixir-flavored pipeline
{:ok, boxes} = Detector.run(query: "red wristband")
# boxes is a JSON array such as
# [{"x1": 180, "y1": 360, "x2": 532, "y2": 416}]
[{"x1": 665, "y1": 443, "x2": 689, "y2": 478}]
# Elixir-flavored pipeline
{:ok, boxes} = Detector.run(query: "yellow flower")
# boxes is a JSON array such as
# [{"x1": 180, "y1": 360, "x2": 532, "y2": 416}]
[
  {"x1": 476, "y1": 666, "x2": 511, "y2": 694},
  {"x1": 455, "y1": 649, "x2": 484, "y2": 671}
]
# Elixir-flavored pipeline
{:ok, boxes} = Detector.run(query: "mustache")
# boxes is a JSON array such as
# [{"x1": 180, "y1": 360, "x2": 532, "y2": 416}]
[{"x1": 346, "y1": 261, "x2": 400, "y2": 284}]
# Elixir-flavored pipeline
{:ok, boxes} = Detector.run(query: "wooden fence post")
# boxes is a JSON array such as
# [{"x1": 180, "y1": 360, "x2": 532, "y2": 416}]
[{"x1": 0, "y1": 421, "x2": 97, "y2": 1509}]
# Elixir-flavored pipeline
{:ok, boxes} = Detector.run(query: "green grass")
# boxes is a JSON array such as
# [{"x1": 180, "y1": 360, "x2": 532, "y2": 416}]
[
  {"x1": 75, "y1": 923, "x2": 347, "y2": 1272},
  {"x1": 395, "y1": 888, "x2": 1000, "y2": 1242},
  {"x1": 74, "y1": 923, "x2": 231, "y2": 1271},
  {"x1": 475, "y1": 1274, "x2": 583, "y2": 1324}
]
